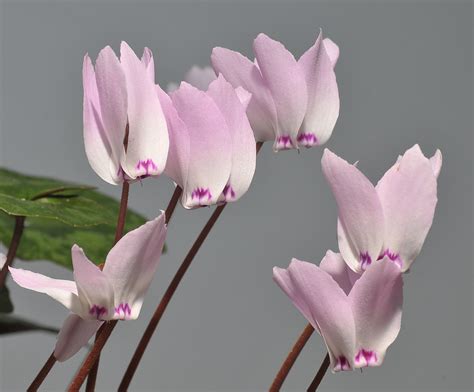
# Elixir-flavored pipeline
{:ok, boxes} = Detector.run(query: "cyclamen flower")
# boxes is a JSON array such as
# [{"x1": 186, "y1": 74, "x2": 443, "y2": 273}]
[
  {"x1": 9, "y1": 213, "x2": 167, "y2": 361},
  {"x1": 157, "y1": 74, "x2": 256, "y2": 209},
  {"x1": 212, "y1": 30, "x2": 339, "y2": 151},
  {"x1": 167, "y1": 65, "x2": 217, "y2": 92},
  {"x1": 322, "y1": 145, "x2": 442, "y2": 273},
  {"x1": 83, "y1": 42, "x2": 169, "y2": 185},
  {"x1": 273, "y1": 251, "x2": 403, "y2": 372}
]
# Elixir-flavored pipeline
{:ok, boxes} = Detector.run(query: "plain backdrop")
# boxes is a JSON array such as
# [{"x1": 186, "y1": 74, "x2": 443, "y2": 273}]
[{"x1": 0, "y1": 1, "x2": 472, "y2": 391}]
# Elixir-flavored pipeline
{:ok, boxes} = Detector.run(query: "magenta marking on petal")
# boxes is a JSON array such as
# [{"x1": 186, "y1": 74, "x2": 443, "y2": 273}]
[
  {"x1": 222, "y1": 184, "x2": 236, "y2": 201},
  {"x1": 114, "y1": 303, "x2": 132, "y2": 319},
  {"x1": 89, "y1": 305, "x2": 107, "y2": 320},
  {"x1": 135, "y1": 159, "x2": 158, "y2": 177},
  {"x1": 275, "y1": 135, "x2": 295, "y2": 150},
  {"x1": 191, "y1": 187, "x2": 212, "y2": 205},
  {"x1": 355, "y1": 349, "x2": 378, "y2": 367},
  {"x1": 378, "y1": 249, "x2": 403, "y2": 269},
  {"x1": 360, "y1": 252, "x2": 372, "y2": 270},
  {"x1": 297, "y1": 132, "x2": 318, "y2": 148},
  {"x1": 334, "y1": 356, "x2": 351, "y2": 372}
]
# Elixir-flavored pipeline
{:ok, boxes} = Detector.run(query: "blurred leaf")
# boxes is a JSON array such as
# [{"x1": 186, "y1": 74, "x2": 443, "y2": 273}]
[
  {"x1": 0, "y1": 286, "x2": 13, "y2": 313},
  {"x1": 0, "y1": 168, "x2": 163, "y2": 269},
  {"x1": 0, "y1": 314, "x2": 59, "y2": 335},
  {"x1": 0, "y1": 168, "x2": 116, "y2": 227}
]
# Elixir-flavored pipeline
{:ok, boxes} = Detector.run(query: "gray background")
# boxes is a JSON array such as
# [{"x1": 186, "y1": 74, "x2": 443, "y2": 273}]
[{"x1": 0, "y1": 0, "x2": 472, "y2": 391}]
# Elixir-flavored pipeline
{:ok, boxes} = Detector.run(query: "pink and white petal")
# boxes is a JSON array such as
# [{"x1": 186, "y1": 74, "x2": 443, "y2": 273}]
[
  {"x1": 184, "y1": 65, "x2": 216, "y2": 90},
  {"x1": 319, "y1": 250, "x2": 361, "y2": 295},
  {"x1": 273, "y1": 263, "x2": 314, "y2": 328},
  {"x1": 170, "y1": 82, "x2": 232, "y2": 208},
  {"x1": 8, "y1": 267, "x2": 81, "y2": 314},
  {"x1": 322, "y1": 149, "x2": 385, "y2": 273},
  {"x1": 286, "y1": 259, "x2": 357, "y2": 372},
  {"x1": 349, "y1": 258, "x2": 403, "y2": 368},
  {"x1": 83, "y1": 55, "x2": 121, "y2": 184},
  {"x1": 234, "y1": 86, "x2": 252, "y2": 109},
  {"x1": 430, "y1": 149, "x2": 443, "y2": 179},
  {"x1": 103, "y1": 213, "x2": 167, "y2": 320},
  {"x1": 157, "y1": 85, "x2": 190, "y2": 188},
  {"x1": 120, "y1": 41, "x2": 169, "y2": 179},
  {"x1": 141, "y1": 47, "x2": 155, "y2": 82},
  {"x1": 375, "y1": 145, "x2": 439, "y2": 272},
  {"x1": 94, "y1": 46, "x2": 128, "y2": 167},
  {"x1": 323, "y1": 37, "x2": 340, "y2": 67},
  {"x1": 72, "y1": 245, "x2": 115, "y2": 320},
  {"x1": 253, "y1": 34, "x2": 307, "y2": 150},
  {"x1": 54, "y1": 314, "x2": 103, "y2": 362},
  {"x1": 298, "y1": 32, "x2": 340, "y2": 147},
  {"x1": 211, "y1": 47, "x2": 277, "y2": 142},
  {"x1": 207, "y1": 75, "x2": 256, "y2": 202}
]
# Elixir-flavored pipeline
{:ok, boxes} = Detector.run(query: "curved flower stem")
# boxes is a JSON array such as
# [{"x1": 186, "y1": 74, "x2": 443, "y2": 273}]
[
  {"x1": 67, "y1": 186, "x2": 182, "y2": 392},
  {"x1": 0, "y1": 216, "x2": 26, "y2": 289},
  {"x1": 86, "y1": 181, "x2": 130, "y2": 391},
  {"x1": 118, "y1": 204, "x2": 226, "y2": 391},
  {"x1": 269, "y1": 323, "x2": 315, "y2": 392},
  {"x1": 307, "y1": 353, "x2": 330, "y2": 392},
  {"x1": 27, "y1": 352, "x2": 56, "y2": 392},
  {"x1": 118, "y1": 142, "x2": 263, "y2": 391}
]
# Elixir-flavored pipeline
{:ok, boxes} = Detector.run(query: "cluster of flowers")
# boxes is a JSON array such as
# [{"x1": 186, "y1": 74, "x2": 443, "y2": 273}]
[{"x1": 5, "y1": 28, "x2": 441, "y2": 375}]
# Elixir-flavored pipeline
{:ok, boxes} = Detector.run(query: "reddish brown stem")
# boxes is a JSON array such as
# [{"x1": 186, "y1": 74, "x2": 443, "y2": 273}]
[
  {"x1": 118, "y1": 142, "x2": 263, "y2": 391},
  {"x1": 0, "y1": 216, "x2": 25, "y2": 289},
  {"x1": 307, "y1": 353, "x2": 330, "y2": 392},
  {"x1": 67, "y1": 185, "x2": 182, "y2": 391},
  {"x1": 118, "y1": 204, "x2": 226, "y2": 391},
  {"x1": 86, "y1": 181, "x2": 130, "y2": 391},
  {"x1": 27, "y1": 352, "x2": 57, "y2": 392},
  {"x1": 269, "y1": 323, "x2": 315, "y2": 392}
]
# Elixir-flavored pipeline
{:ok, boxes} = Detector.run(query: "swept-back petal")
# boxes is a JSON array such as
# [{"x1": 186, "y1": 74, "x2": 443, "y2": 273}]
[
  {"x1": 54, "y1": 314, "x2": 103, "y2": 362},
  {"x1": 273, "y1": 264, "x2": 314, "y2": 328},
  {"x1": 170, "y1": 82, "x2": 232, "y2": 208},
  {"x1": 94, "y1": 46, "x2": 128, "y2": 172},
  {"x1": 141, "y1": 47, "x2": 155, "y2": 82},
  {"x1": 349, "y1": 259, "x2": 403, "y2": 368},
  {"x1": 430, "y1": 149, "x2": 442, "y2": 179},
  {"x1": 376, "y1": 145, "x2": 439, "y2": 271},
  {"x1": 234, "y1": 86, "x2": 252, "y2": 109},
  {"x1": 286, "y1": 259, "x2": 356, "y2": 372},
  {"x1": 120, "y1": 42, "x2": 169, "y2": 179},
  {"x1": 83, "y1": 54, "x2": 121, "y2": 184},
  {"x1": 253, "y1": 34, "x2": 307, "y2": 150},
  {"x1": 322, "y1": 149, "x2": 385, "y2": 273},
  {"x1": 298, "y1": 32, "x2": 339, "y2": 147},
  {"x1": 9, "y1": 267, "x2": 81, "y2": 314},
  {"x1": 184, "y1": 65, "x2": 216, "y2": 90},
  {"x1": 319, "y1": 250, "x2": 360, "y2": 295},
  {"x1": 211, "y1": 47, "x2": 277, "y2": 142},
  {"x1": 207, "y1": 75, "x2": 256, "y2": 202},
  {"x1": 157, "y1": 85, "x2": 190, "y2": 188},
  {"x1": 72, "y1": 245, "x2": 114, "y2": 320},
  {"x1": 103, "y1": 213, "x2": 167, "y2": 320},
  {"x1": 323, "y1": 37, "x2": 340, "y2": 67}
]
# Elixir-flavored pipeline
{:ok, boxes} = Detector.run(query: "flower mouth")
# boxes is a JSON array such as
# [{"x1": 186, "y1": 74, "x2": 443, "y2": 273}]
[
  {"x1": 360, "y1": 251, "x2": 372, "y2": 270},
  {"x1": 222, "y1": 184, "x2": 236, "y2": 201},
  {"x1": 191, "y1": 187, "x2": 212, "y2": 205},
  {"x1": 334, "y1": 356, "x2": 351, "y2": 372},
  {"x1": 354, "y1": 349, "x2": 378, "y2": 367},
  {"x1": 136, "y1": 159, "x2": 158, "y2": 177},
  {"x1": 115, "y1": 303, "x2": 132, "y2": 319},
  {"x1": 89, "y1": 305, "x2": 108, "y2": 320},
  {"x1": 275, "y1": 135, "x2": 295, "y2": 150},
  {"x1": 378, "y1": 249, "x2": 402, "y2": 269},
  {"x1": 297, "y1": 132, "x2": 318, "y2": 147}
]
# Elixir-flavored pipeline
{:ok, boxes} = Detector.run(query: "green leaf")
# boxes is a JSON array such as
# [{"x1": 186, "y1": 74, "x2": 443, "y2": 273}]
[
  {"x1": 0, "y1": 168, "x2": 116, "y2": 227},
  {"x1": 0, "y1": 314, "x2": 59, "y2": 335},
  {"x1": 0, "y1": 286, "x2": 14, "y2": 313}
]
